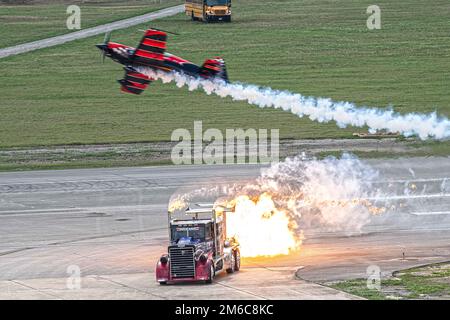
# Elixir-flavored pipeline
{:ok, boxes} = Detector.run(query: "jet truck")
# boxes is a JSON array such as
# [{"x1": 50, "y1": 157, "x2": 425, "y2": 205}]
[{"x1": 156, "y1": 204, "x2": 240, "y2": 284}]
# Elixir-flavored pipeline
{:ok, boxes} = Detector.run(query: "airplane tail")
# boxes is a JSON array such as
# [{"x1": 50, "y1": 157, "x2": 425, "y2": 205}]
[{"x1": 200, "y1": 58, "x2": 229, "y2": 82}]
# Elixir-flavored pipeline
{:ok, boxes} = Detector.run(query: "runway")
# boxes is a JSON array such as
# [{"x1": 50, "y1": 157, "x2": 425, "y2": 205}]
[{"x1": 0, "y1": 157, "x2": 449, "y2": 299}]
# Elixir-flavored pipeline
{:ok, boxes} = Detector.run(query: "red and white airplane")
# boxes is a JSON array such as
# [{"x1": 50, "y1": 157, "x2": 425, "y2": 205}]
[{"x1": 96, "y1": 28, "x2": 229, "y2": 95}]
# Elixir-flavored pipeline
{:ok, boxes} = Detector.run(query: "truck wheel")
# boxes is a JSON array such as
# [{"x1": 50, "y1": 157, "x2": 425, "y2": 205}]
[
  {"x1": 226, "y1": 252, "x2": 235, "y2": 274},
  {"x1": 191, "y1": 12, "x2": 196, "y2": 21},
  {"x1": 234, "y1": 249, "x2": 240, "y2": 271},
  {"x1": 206, "y1": 264, "x2": 214, "y2": 284}
]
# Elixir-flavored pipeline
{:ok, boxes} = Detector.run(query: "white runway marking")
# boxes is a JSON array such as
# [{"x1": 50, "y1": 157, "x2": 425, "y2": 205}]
[
  {"x1": 374, "y1": 177, "x2": 449, "y2": 183},
  {"x1": 0, "y1": 204, "x2": 167, "y2": 217},
  {"x1": 409, "y1": 211, "x2": 450, "y2": 216},
  {"x1": 369, "y1": 193, "x2": 450, "y2": 201}
]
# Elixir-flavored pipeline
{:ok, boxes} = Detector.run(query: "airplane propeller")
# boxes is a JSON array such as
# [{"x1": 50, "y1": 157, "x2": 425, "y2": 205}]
[
  {"x1": 97, "y1": 31, "x2": 111, "y2": 63},
  {"x1": 103, "y1": 31, "x2": 111, "y2": 44}
]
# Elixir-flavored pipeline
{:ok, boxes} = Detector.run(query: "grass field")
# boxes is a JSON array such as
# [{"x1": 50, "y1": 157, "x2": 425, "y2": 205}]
[
  {"x1": 0, "y1": 0, "x2": 183, "y2": 48},
  {"x1": 0, "y1": 0, "x2": 449, "y2": 149},
  {"x1": 329, "y1": 262, "x2": 450, "y2": 300}
]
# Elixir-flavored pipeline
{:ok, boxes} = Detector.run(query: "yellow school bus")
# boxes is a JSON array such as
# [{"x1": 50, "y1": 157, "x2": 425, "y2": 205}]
[{"x1": 185, "y1": 0, "x2": 231, "y2": 23}]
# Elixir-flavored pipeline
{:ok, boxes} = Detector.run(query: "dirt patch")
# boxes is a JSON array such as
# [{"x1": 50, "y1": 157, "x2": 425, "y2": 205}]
[{"x1": 0, "y1": 138, "x2": 424, "y2": 171}]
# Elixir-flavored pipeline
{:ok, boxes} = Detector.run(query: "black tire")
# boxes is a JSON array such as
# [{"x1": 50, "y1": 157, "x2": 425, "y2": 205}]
[
  {"x1": 204, "y1": 14, "x2": 209, "y2": 23},
  {"x1": 234, "y1": 249, "x2": 240, "y2": 271},
  {"x1": 206, "y1": 263, "x2": 214, "y2": 284},
  {"x1": 159, "y1": 281, "x2": 167, "y2": 285},
  {"x1": 226, "y1": 252, "x2": 236, "y2": 274},
  {"x1": 225, "y1": 15, "x2": 231, "y2": 23},
  {"x1": 191, "y1": 11, "x2": 196, "y2": 21}
]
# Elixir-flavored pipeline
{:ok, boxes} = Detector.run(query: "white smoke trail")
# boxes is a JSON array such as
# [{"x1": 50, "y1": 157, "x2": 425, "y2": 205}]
[{"x1": 138, "y1": 68, "x2": 450, "y2": 140}]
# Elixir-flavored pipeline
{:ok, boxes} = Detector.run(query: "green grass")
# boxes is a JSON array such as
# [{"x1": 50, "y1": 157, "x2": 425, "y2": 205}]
[
  {"x1": 0, "y1": 0, "x2": 183, "y2": 48},
  {"x1": 330, "y1": 262, "x2": 450, "y2": 300},
  {"x1": 316, "y1": 140, "x2": 450, "y2": 159},
  {"x1": 0, "y1": 145, "x2": 173, "y2": 171},
  {"x1": 331, "y1": 279, "x2": 387, "y2": 300},
  {"x1": 0, "y1": 158, "x2": 172, "y2": 171},
  {"x1": 1, "y1": 0, "x2": 450, "y2": 149}
]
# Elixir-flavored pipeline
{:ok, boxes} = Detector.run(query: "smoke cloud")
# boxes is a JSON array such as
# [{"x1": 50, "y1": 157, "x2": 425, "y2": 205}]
[
  {"x1": 169, "y1": 153, "x2": 384, "y2": 234},
  {"x1": 138, "y1": 69, "x2": 450, "y2": 140}
]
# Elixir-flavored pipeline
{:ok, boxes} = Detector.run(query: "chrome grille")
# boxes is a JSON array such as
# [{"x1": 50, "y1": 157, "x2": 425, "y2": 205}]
[{"x1": 169, "y1": 246, "x2": 195, "y2": 278}]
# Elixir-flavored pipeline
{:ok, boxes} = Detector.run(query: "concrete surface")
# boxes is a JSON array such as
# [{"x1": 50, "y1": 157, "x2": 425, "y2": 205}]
[
  {"x1": 0, "y1": 157, "x2": 449, "y2": 299},
  {"x1": 0, "y1": 5, "x2": 184, "y2": 59}
]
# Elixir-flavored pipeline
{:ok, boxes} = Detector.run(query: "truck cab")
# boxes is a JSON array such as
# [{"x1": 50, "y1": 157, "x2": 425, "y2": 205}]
[{"x1": 156, "y1": 204, "x2": 240, "y2": 284}]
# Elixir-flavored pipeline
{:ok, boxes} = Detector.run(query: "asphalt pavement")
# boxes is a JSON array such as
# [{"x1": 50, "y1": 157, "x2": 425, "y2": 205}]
[{"x1": 0, "y1": 157, "x2": 449, "y2": 299}]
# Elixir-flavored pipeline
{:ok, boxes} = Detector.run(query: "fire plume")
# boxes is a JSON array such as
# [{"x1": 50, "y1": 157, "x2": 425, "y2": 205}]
[
  {"x1": 221, "y1": 193, "x2": 301, "y2": 258},
  {"x1": 169, "y1": 154, "x2": 388, "y2": 259}
]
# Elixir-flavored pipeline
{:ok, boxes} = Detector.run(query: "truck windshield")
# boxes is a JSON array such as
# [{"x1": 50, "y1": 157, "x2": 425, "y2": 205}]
[
  {"x1": 206, "y1": 0, "x2": 228, "y2": 6},
  {"x1": 171, "y1": 225, "x2": 205, "y2": 242}
]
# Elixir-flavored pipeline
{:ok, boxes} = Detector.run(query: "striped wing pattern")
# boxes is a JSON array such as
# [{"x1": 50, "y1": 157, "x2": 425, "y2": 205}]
[
  {"x1": 119, "y1": 67, "x2": 153, "y2": 95},
  {"x1": 132, "y1": 29, "x2": 167, "y2": 68}
]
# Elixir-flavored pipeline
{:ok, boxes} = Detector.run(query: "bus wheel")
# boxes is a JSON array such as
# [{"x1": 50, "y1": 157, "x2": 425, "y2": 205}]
[
  {"x1": 225, "y1": 16, "x2": 231, "y2": 23},
  {"x1": 191, "y1": 11, "x2": 196, "y2": 21}
]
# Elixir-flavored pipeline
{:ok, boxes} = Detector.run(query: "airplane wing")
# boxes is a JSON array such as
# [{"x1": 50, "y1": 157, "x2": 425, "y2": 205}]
[
  {"x1": 132, "y1": 29, "x2": 167, "y2": 68},
  {"x1": 118, "y1": 67, "x2": 153, "y2": 95}
]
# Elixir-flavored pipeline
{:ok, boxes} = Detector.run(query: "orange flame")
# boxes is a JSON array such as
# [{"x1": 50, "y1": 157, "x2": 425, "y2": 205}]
[{"x1": 223, "y1": 193, "x2": 301, "y2": 258}]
